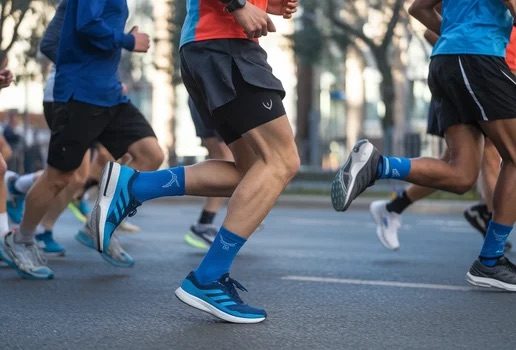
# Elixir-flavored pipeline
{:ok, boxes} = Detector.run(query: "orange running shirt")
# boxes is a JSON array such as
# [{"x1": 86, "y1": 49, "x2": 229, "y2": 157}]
[
  {"x1": 180, "y1": 0, "x2": 268, "y2": 47},
  {"x1": 506, "y1": 28, "x2": 516, "y2": 71}
]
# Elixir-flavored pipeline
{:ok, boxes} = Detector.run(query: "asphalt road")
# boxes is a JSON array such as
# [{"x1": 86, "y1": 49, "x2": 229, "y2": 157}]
[{"x1": 1, "y1": 200, "x2": 515, "y2": 350}]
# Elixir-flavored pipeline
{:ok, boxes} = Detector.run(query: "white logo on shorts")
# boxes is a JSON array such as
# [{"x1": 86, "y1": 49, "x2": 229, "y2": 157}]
[{"x1": 262, "y1": 99, "x2": 273, "y2": 110}]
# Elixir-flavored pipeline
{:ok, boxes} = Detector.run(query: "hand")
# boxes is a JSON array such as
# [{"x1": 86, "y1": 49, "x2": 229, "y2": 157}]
[
  {"x1": 130, "y1": 26, "x2": 150, "y2": 53},
  {"x1": 505, "y1": 0, "x2": 516, "y2": 17},
  {"x1": 231, "y1": 2, "x2": 276, "y2": 39},
  {"x1": 0, "y1": 69, "x2": 13, "y2": 89},
  {"x1": 267, "y1": 0, "x2": 298, "y2": 19}
]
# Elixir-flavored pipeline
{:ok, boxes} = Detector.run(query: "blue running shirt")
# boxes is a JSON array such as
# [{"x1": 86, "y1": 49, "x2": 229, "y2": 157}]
[{"x1": 432, "y1": 0, "x2": 513, "y2": 57}]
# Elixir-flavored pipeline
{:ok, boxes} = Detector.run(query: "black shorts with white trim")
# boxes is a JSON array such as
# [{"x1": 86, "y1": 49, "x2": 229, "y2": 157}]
[{"x1": 428, "y1": 55, "x2": 516, "y2": 136}]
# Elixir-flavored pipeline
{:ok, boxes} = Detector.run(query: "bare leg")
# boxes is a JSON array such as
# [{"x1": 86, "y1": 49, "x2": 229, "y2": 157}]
[
  {"x1": 406, "y1": 124, "x2": 484, "y2": 194},
  {"x1": 39, "y1": 151, "x2": 90, "y2": 230},
  {"x1": 477, "y1": 138, "x2": 501, "y2": 212},
  {"x1": 200, "y1": 137, "x2": 234, "y2": 215},
  {"x1": 480, "y1": 120, "x2": 516, "y2": 226}
]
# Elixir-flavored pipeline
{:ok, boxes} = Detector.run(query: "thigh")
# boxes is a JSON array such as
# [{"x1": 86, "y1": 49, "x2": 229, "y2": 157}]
[
  {"x1": 48, "y1": 101, "x2": 110, "y2": 172},
  {"x1": 98, "y1": 103, "x2": 156, "y2": 160},
  {"x1": 240, "y1": 116, "x2": 297, "y2": 165},
  {"x1": 480, "y1": 119, "x2": 516, "y2": 162}
]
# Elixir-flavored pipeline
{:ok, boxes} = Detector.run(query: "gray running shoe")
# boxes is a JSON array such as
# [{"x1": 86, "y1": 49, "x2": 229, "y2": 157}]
[
  {"x1": 466, "y1": 257, "x2": 516, "y2": 291},
  {"x1": 3, "y1": 231, "x2": 54, "y2": 280},
  {"x1": 331, "y1": 139, "x2": 381, "y2": 212}
]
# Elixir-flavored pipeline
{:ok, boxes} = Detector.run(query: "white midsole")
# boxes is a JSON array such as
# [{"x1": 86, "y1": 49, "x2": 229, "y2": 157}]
[
  {"x1": 97, "y1": 162, "x2": 121, "y2": 252},
  {"x1": 344, "y1": 142, "x2": 374, "y2": 205},
  {"x1": 466, "y1": 272, "x2": 516, "y2": 292},
  {"x1": 175, "y1": 287, "x2": 265, "y2": 324}
]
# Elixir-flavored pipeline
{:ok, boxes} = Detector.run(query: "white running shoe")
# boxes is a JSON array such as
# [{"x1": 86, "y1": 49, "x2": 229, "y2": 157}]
[{"x1": 369, "y1": 200, "x2": 401, "y2": 250}]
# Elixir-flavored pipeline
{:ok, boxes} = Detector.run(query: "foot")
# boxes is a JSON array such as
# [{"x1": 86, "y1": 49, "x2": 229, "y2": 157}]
[
  {"x1": 118, "y1": 219, "x2": 141, "y2": 233},
  {"x1": 75, "y1": 225, "x2": 134, "y2": 268},
  {"x1": 331, "y1": 139, "x2": 381, "y2": 212},
  {"x1": 175, "y1": 272, "x2": 266, "y2": 324},
  {"x1": 466, "y1": 257, "x2": 516, "y2": 291},
  {"x1": 463, "y1": 204, "x2": 511, "y2": 252},
  {"x1": 369, "y1": 200, "x2": 401, "y2": 250},
  {"x1": 6, "y1": 176, "x2": 26, "y2": 224},
  {"x1": 90, "y1": 162, "x2": 141, "y2": 253},
  {"x1": 35, "y1": 230, "x2": 66, "y2": 256},
  {"x1": 3, "y1": 231, "x2": 54, "y2": 280},
  {"x1": 184, "y1": 224, "x2": 217, "y2": 250}
]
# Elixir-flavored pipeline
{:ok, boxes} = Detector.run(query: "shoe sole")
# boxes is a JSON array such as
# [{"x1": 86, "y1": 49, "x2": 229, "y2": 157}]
[
  {"x1": 369, "y1": 202, "x2": 399, "y2": 251},
  {"x1": 184, "y1": 232, "x2": 210, "y2": 250},
  {"x1": 95, "y1": 162, "x2": 121, "y2": 253},
  {"x1": 76, "y1": 232, "x2": 134, "y2": 268},
  {"x1": 331, "y1": 140, "x2": 375, "y2": 212},
  {"x1": 466, "y1": 272, "x2": 516, "y2": 292},
  {"x1": 175, "y1": 287, "x2": 266, "y2": 324}
]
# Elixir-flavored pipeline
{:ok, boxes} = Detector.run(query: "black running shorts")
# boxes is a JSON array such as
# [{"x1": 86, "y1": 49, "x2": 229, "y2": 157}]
[
  {"x1": 47, "y1": 101, "x2": 156, "y2": 171},
  {"x1": 180, "y1": 39, "x2": 286, "y2": 145},
  {"x1": 428, "y1": 55, "x2": 516, "y2": 136},
  {"x1": 426, "y1": 97, "x2": 443, "y2": 137},
  {"x1": 188, "y1": 97, "x2": 219, "y2": 139}
]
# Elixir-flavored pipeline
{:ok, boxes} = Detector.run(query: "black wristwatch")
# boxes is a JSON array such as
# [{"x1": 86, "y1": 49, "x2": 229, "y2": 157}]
[{"x1": 222, "y1": 0, "x2": 246, "y2": 13}]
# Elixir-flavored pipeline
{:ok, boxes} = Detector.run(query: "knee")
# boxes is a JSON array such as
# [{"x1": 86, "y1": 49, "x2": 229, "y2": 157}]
[
  {"x1": 271, "y1": 144, "x2": 300, "y2": 183},
  {"x1": 142, "y1": 149, "x2": 164, "y2": 171},
  {"x1": 451, "y1": 173, "x2": 478, "y2": 195},
  {"x1": 45, "y1": 170, "x2": 75, "y2": 194}
]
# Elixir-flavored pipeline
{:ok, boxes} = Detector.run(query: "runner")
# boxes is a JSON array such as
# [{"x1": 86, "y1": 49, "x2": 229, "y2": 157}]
[
  {"x1": 2, "y1": 0, "x2": 164, "y2": 280},
  {"x1": 370, "y1": 28, "x2": 510, "y2": 252},
  {"x1": 0, "y1": 55, "x2": 15, "y2": 264},
  {"x1": 90, "y1": 0, "x2": 299, "y2": 323},
  {"x1": 332, "y1": 0, "x2": 516, "y2": 291}
]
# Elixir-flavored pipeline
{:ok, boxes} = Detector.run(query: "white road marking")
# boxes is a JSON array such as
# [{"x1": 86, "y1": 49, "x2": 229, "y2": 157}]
[{"x1": 282, "y1": 276, "x2": 473, "y2": 291}]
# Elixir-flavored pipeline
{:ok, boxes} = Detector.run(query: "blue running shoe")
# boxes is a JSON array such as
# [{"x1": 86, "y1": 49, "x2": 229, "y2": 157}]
[
  {"x1": 0, "y1": 242, "x2": 15, "y2": 268},
  {"x1": 75, "y1": 227, "x2": 134, "y2": 268},
  {"x1": 175, "y1": 272, "x2": 267, "y2": 324},
  {"x1": 91, "y1": 162, "x2": 141, "y2": 253},
  {"x1": 6, "y1": 176, "x2": 25, "y2": 224},
  {"x1": 35, "y1": 230, "x2": 66, "y2": 256}
]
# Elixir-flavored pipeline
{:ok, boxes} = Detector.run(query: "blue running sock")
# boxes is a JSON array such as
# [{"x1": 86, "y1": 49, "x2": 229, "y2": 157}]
[
  {"x1": 376, "y1": 156, "x2": 411, "y2": 180},
  {"x1": 194, "y1": 227, "x2": 246, "y2": 285},
  {"x1": 479, "y1": 221, "x2": 513, "y2": 267},
  {"x1": 131, "y1": 167, "x2": 185, "y2": 203}
]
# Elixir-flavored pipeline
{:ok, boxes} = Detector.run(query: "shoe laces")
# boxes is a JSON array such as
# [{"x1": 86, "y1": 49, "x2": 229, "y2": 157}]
[{"x1": 220, "y1": 275, "x2": 248, "y2": 304}]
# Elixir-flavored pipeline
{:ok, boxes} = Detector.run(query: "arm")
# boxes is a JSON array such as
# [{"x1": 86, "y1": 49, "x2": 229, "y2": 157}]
[
  {"x1": 408, "y1": 0, "x2": 442, "y2": 35},
  {"x1": 424, "y1": 29, "x2": 439, "y2": 46},
  {"x1": 40, "y1": 0, "x2": 67, "y2": 63},
  {"x1": 75, "y1": 0, "x2": 134, "y2": 52},
  {"x1": 504, "y1": 0, "x2": 516, "y2": 17},
  {"x1": 267, "y1": 0, "x2": 298, "y2": 19}
]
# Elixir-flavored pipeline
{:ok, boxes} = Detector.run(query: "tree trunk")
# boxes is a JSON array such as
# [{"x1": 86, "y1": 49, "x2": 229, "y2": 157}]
[
  {"x1": 375, "y1": 52, "x2": 396, "y2": 154},
  {"x1": 296, "y1": 60, "x2": 314, "y2": 165}
]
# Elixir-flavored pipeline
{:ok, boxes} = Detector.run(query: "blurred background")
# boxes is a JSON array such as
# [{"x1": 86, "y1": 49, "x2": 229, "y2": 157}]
[{"x1": 0, "y1": 0, "x2": 440, "y2": 176}]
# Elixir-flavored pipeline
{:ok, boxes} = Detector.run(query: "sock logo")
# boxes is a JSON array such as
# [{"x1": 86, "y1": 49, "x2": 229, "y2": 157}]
[
  {"x1": 162, "y1": 170, "x2": 180, "y2": 189},
  {"x1": 392, "y1": 169, "x2": 401, "y2": 178},
  {"x1": 262, "y1": 99, "x2": 273, "y2": 111},
  {"x1": 220, "y1": 236, "x2": 237, "y2": 251}
]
